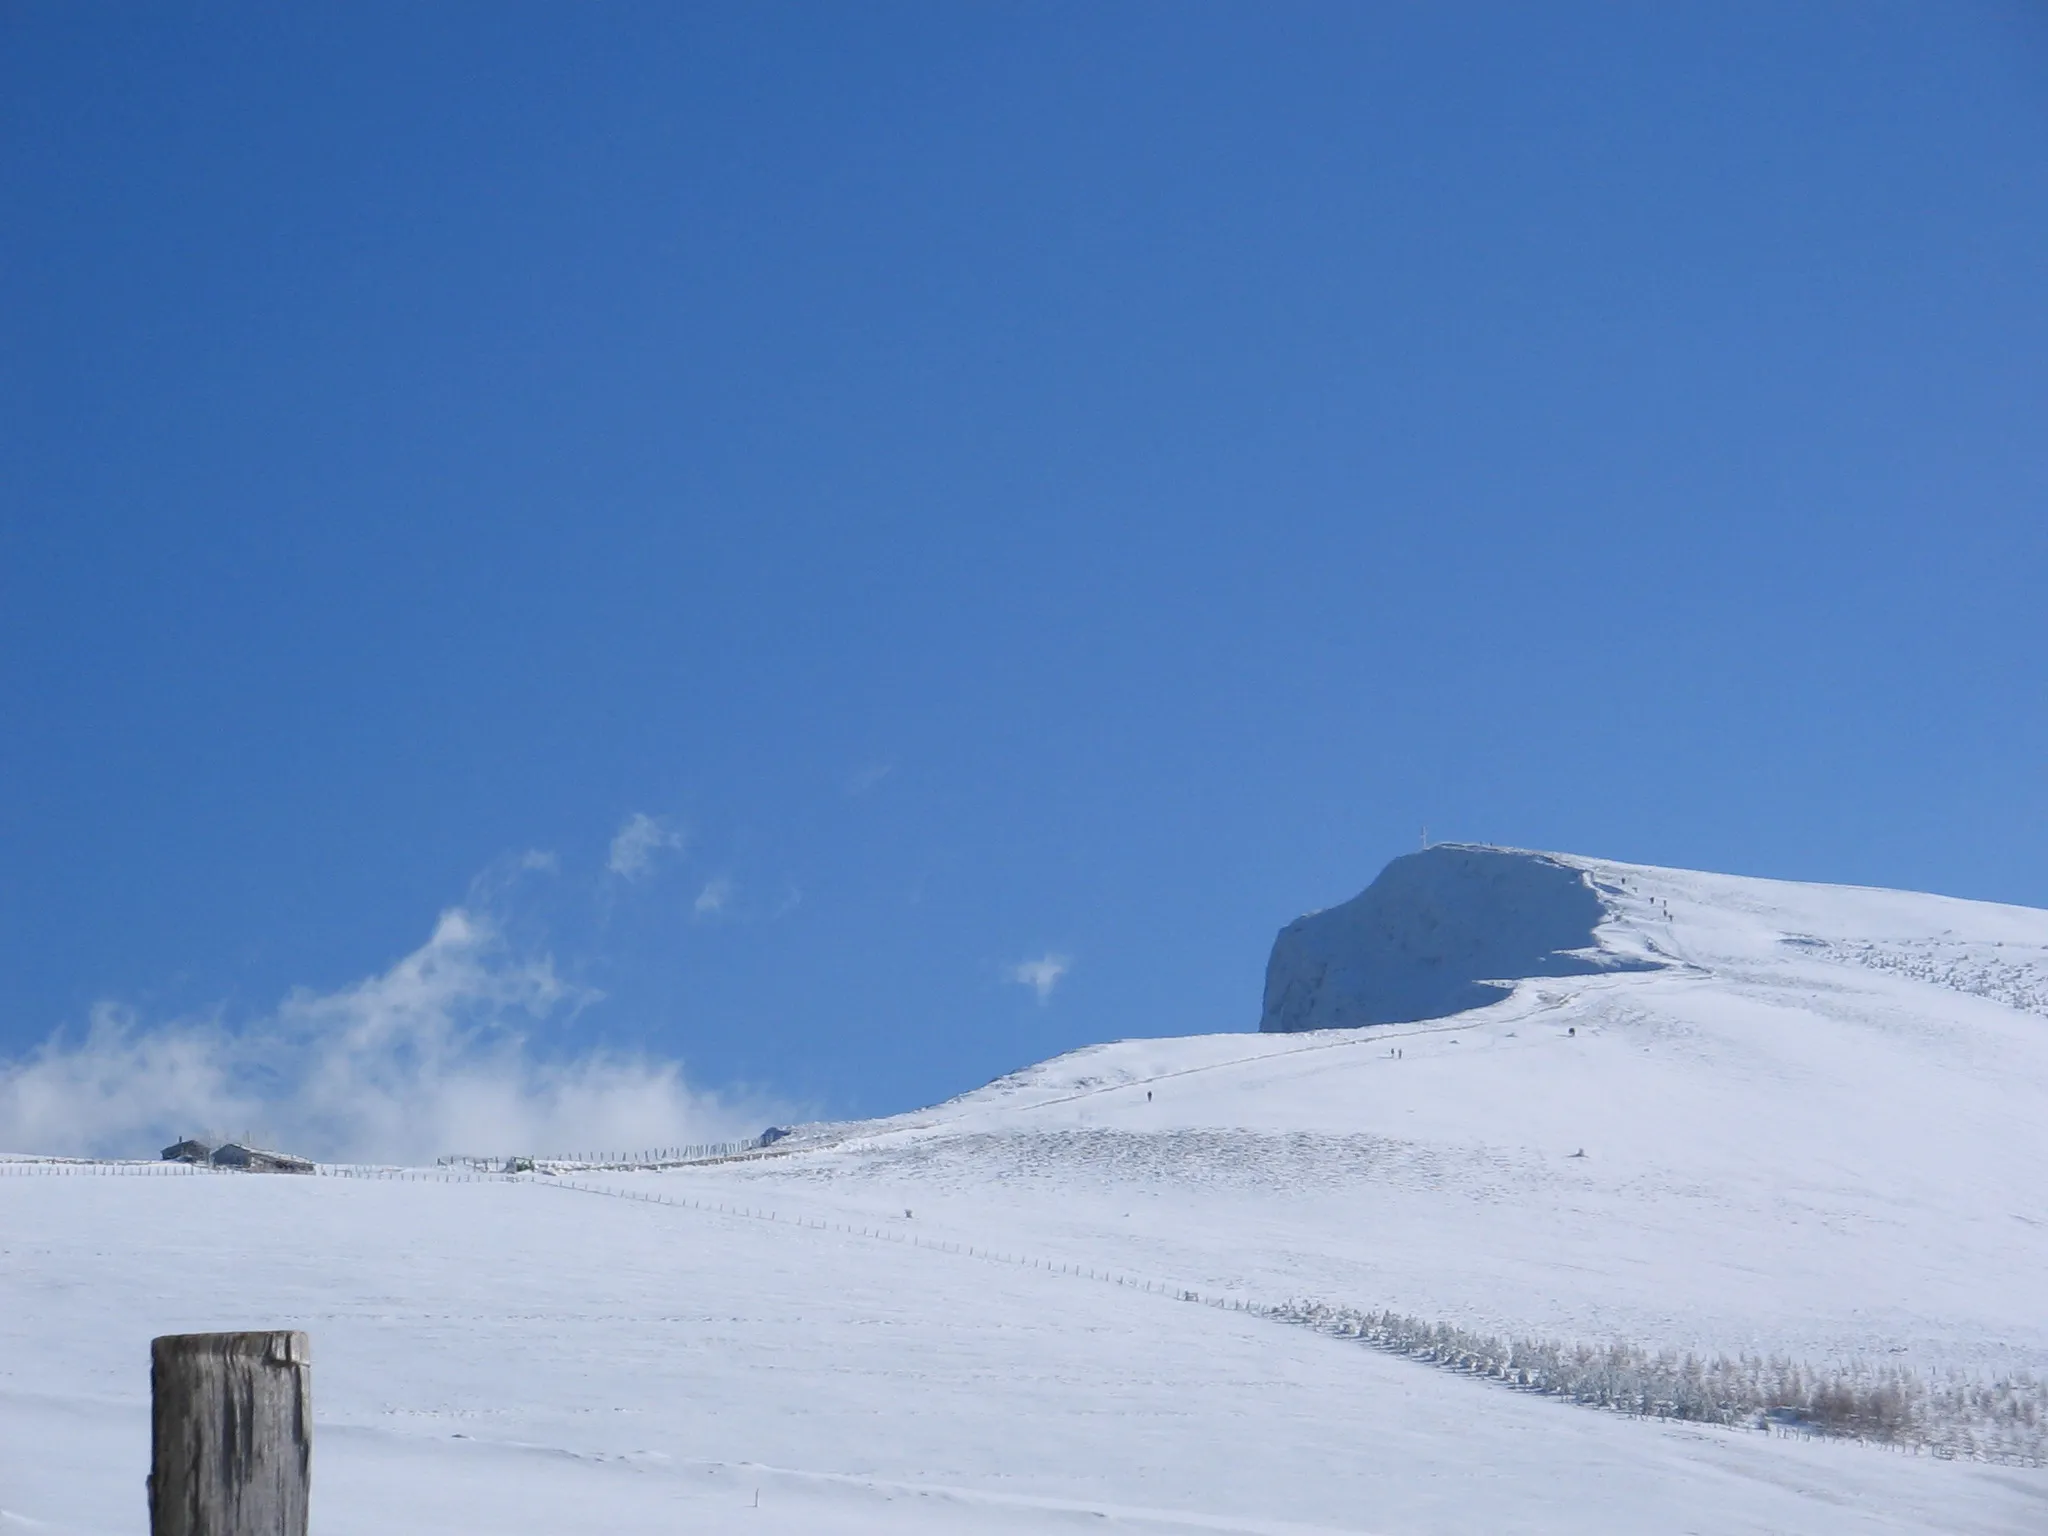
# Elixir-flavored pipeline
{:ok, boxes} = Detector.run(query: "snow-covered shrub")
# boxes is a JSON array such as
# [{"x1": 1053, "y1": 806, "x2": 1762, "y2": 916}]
[{"x1": 1262, "y1": 1299, "x2": 2046, "y2": 1465}]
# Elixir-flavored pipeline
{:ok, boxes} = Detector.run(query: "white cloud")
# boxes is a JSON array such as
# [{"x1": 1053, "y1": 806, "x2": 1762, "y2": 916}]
[
  {"x1": 693, "y1": 877, "x2": 734, "y2": 919},
  {"x1": 0, "y1": 908, "x2": 767, "y2": 1164},
  {"x1": 846, "y1": 761, "x2": 894, "y2": 796},
  {"x1": 607, "y1": 812, "x2": 686, "y2": 880},
  {"x1": 1007, "y1": 953, "x2": 1070, "y2": 1004}
]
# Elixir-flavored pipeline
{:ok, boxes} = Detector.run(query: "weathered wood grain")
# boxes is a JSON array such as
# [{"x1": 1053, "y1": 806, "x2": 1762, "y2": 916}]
[{"x1": 149, "y1": 1331, "x2": 310, "y2": 1536}]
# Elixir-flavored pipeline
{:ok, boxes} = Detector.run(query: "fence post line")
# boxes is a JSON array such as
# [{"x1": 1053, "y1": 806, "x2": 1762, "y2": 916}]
[{"x1": 149, "y1": 1331, "x2": 311, "y2": 1536}]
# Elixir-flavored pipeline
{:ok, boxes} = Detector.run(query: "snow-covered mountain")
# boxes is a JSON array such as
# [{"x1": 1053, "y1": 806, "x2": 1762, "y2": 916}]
[
  {"x1": 1259, "y1": 844, "x2": 1666, "y2": 1030},
  {"x1": 4, "y1": 847, "x2": 2046, "y2": 1534},
  {"x1": 874, "y1": 845, "x2": 2048, "y2": 1381}
]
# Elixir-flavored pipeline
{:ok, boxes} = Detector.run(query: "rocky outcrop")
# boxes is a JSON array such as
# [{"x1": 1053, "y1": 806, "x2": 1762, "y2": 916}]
[{"x1": 1259, "y1": 844, "x2": 1659, "y2": 1032}]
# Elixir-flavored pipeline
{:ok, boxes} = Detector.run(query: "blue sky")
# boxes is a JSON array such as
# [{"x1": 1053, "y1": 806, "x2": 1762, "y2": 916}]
[{"x1": 3, "y1": 3, "x2": 2045, "y2": 1145}]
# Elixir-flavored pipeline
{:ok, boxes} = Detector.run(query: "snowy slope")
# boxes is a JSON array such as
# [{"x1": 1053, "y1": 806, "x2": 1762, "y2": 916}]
[
  {"x1": 798, "y1": 847, "x2": 2048, "y2": 1380},
  {"x1": 3, "y1": 847, "x2": 2047, "y2": 1533},
  {"x1": 3, "y1": 1167, "x2": 2043, "y2": 1536}
]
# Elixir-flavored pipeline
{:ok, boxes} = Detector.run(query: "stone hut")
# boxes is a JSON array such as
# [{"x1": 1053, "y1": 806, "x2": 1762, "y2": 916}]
[{"x1": 210, "y1": 1143, "x2": 314, "y2": 1174}]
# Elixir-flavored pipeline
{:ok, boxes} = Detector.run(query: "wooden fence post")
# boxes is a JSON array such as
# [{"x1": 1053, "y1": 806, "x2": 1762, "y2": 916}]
[{"x1": 150, "y1": 1331, "x2": 311, "y2": 1536}]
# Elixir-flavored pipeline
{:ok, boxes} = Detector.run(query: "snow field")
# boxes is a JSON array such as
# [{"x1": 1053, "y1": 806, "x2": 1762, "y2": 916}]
[
  {"x1": 3, "y1": 1169, "x2": 2045, "y2": 1535},
  {"x1": 6, "y1": 849, "x2": 2048, "y2": 1530}
]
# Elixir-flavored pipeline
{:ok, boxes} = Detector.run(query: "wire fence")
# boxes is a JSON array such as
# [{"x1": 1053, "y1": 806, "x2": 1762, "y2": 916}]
[
  {"x1": 0, "y1": 1159, "x2": 214, "y2": 1176},
  {"x1": 436, "y1": 1137, "x2": 776, "y2": 1172}
]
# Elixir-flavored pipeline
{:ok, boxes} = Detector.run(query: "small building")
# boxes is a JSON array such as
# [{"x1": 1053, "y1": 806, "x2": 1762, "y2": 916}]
[
  {"x1": 210, "y1": 1143, "x2": 314, "y2": 1174},
  {"x1": 161, "y1": 1138, "x2": 213, "y2": 1164}
]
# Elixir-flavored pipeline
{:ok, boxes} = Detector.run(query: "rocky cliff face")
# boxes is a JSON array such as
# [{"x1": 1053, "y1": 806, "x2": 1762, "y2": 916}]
[{"x1": 1259, "y1": 844, "x2": 1659, "y2": 1032}]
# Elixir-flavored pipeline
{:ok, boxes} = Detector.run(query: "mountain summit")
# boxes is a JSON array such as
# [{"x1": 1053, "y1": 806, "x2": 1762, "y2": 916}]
[{"x1": 1260, "y1": 844, "x2": 1663, "y2": 1032}]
